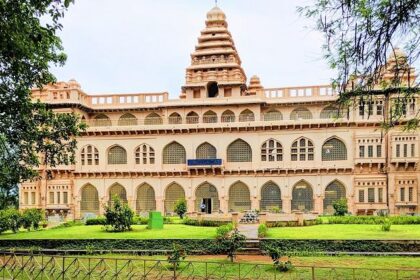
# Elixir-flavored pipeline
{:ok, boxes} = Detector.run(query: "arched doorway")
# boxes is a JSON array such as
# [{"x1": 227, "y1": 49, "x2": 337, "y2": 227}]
[
  {"x1": 324, "y1": 181, "x2": 346, "y2": 214},
  {"x1": 291, "y1": 181, "x2": 313, "y2": 211},
  {"x1": 228, "y1": 182, "x2": 251, "y2": 212},
  {"x1": 195, "y1": 183, "x2": 220, "y2": 214}
]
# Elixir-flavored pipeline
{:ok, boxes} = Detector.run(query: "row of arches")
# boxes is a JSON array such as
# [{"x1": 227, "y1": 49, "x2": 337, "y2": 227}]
[
  {"x1": 80, "y1": 180, "x2": 347, "y2": 215},
  {"x1": 90, "y1": 106, "x2": 346, "y2": 127},
  {"x1": 81, "y1": 137, "x2": 348, "y2": 166}
]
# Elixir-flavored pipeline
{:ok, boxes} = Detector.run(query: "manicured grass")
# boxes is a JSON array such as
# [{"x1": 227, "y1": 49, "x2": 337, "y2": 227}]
[
  {"x1": 266, "y1": 224, "x2": 420, "y2": 239},
  {"x1": 0, "y1": 224, "x2": 216, "y2": 239}
]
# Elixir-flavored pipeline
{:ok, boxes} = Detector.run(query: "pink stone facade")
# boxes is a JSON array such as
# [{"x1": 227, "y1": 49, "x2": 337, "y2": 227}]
[{"x1": 19, "y1": 7, "x2": 419, "y2": 220}]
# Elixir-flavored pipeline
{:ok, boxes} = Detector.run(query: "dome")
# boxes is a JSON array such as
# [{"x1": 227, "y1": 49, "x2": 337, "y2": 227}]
[{"x1": 206, "y1": 6, "x2": 226, "y2": 21}]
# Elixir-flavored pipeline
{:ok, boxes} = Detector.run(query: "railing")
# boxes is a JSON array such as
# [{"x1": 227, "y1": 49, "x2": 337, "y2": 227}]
[
  {"x1": 0, "y1": 253, "x2": 419, "y2": 280},
  {"x1": 84, "y1": 116, "x2": 359, "y2": 128}
]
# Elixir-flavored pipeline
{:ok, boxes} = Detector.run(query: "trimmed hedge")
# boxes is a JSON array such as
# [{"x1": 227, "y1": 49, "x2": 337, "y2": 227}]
[
  {"x1": 85, "y1": 216, "x2": 172, "y2": 226},
  {"x1": 324, "y1": 216, "x2": 420, "y2": 225},
  {"x1": 1, "y1": 239, "x2": 419, "y2": 254},
  {"x1": 184, "y1": 218, "x2": 229, "y2": 227},
  {"x1": 266, "y1": 219, "x2": 322, "y2": 228},
  {"x1": 0, "y1": 239, "x2": 222, "y2": 254},
  {"x1": 260, "y1": 239, "x2": 420, "y2": 253}
]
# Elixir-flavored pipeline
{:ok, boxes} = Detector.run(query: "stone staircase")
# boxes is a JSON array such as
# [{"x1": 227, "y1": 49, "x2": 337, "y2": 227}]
[{"x1": 237, "y1": 239, "x2": 262, "y2": 255}]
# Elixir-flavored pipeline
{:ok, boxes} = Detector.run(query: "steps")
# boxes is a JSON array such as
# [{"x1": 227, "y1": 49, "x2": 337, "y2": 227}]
[{"x1": 237, "y1": 239, "x2": 262, "y2": 255}]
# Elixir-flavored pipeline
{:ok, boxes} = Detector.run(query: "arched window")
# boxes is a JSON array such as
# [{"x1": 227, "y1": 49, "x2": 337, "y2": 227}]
[
  {"x1": 164, "y1": 183, "x2": 185, "y2": 213},
  {"x1": 108, "y1": 183, "x2": 127, "y2": 207},
  {"x1": 221, "y1": 110, "x2": 235, "y2": 123},
  {"x1": 320, "y1": 106, "x2": 343, "y2": 119},
  {"x1": 203, "y1": 110, "x2": 218, "y2": 123},
  {"x1": 136, "y1": 183, "x2": 156, "y2": 214},
  {"x1": 195, "y1": 183, "x2": 220, "y2": 213},
  {"x1": 118, "y1": 113, "x2": 137, "y2": 126},
  {"x1": 163, "y1": 142, "x2": 186, "y2": 164},
  {"x1": 260, "y1": 182, "x2": 282, "y2": 211},
  {"x1": 81, "y1": 145, "x2": 99, "y2": 165},
  {"x1": 261, "y1": 139, "x2": 282, "y2": 161},
  {"x1": 291, "y1": 138, "x2": 314, "y2": 161},
  {"x1": 292, "y1": 181, "x2": 313, "y2": 211},
  {"x1": 324, "y1": 181, "x2": 346, "y2": 214},
  {"x1": 186, "y1": 111, "x2": 199, "y2": 124},
  {"x1": 227, "y1": 139, "x2": 252, "y2": 162},
  {"x1": 135, "y1": 144, "x2": 155, "y2": 164},
  {"x1": 196, "y1": 142, "x2": 217, "y2": 159},
  {"x1": 80, "y1": 184, "x2": 99, "y2": 215},
  {"x1": 263, "y1": 110, "x2": 283, "y2": 121},
  {"x1": 290, "y1": 107, "x2": 313, "y2": 120},
  {"x1": 228, "y1": 182, "x2": 251, "y2": 212},
  {"x1": 239, "y1": 109, "x2": 255, "y2": 122},
  {"x1": 144, "y1": 112, "x2": 163, "y2": 125},
  {"x1": 93, "y1": 114, "x2": 111, "y2": 127},
  {"x1": 108, "y1": 145, "x2": 127, "y2": 164},
  {"x1": 322, "y1": 138, "x2": 347, "y2": 161},
  {"x1": 168, "y1": 112, "x2": 182, "y2": 124}
]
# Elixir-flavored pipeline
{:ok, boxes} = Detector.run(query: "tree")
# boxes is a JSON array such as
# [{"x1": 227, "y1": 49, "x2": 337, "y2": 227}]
[
  {"x1": 299, "y1": 0, "x2": 419, "y2": 128},
  {"x1": 0, "y1": 0, "x2": 85, "y2": 208},
  {"x1": 174, "y1": 199, "x2": 187, "y2": 219},
  {"x1": 104, "y1": 196, "x2": 134, "y2": 232},
  {"x1": 333, "y1": 198, "x2": 348, "y2": 216}
]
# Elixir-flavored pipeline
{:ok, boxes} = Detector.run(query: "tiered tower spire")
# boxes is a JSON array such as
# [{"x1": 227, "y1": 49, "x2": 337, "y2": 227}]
[{"x1": 181, "y1": 6, "x2": 247, "y2": 99}]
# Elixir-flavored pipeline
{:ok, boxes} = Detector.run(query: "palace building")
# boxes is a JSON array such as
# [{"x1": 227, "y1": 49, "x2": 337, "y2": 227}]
[{"x1": 20, "y1": 6, "x2": 419, "y2": 220}]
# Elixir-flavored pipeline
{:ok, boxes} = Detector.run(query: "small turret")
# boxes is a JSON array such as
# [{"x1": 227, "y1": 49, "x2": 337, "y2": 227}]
[{"x1": 247, "y1": 75, "x2": 263, "y2": 96}]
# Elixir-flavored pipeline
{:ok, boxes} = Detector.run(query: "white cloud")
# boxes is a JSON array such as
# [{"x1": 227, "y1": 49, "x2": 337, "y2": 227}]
[{"x1": 51, "y1": 0, "x2": 337, "y2": 98}]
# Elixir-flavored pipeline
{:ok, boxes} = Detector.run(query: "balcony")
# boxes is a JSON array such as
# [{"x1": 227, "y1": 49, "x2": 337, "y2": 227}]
[{"x1": 187, "y1": 159, "x2": 223, "y2": 168}]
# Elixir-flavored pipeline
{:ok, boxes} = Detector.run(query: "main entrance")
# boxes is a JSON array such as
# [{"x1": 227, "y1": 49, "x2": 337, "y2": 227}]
[{"x1": 201, "y1": 198, "x2": 212, "y2": 214}]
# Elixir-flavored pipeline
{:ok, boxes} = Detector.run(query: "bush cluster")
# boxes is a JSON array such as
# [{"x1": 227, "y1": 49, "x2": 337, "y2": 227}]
[
  {"x1": 258, "y1": 224, "x2": 268, "y2": 238},
  {"x1": 0, "y1": 208, "x2": 44, "y2": 234},
  {"x1": 104, "y1": 196, "x2": 134, "y2": 232},
  {"x1": 216, "y1": 223, "x2": 234, "y2": 239},
  {"x1": 85, "y1": 215, "x2": 173, "y2": 226},
  {"x1": 324, "y1": 215, "x2": 420, "y2": 225}
]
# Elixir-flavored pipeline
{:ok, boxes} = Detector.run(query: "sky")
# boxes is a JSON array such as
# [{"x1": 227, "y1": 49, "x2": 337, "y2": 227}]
[{"x1": 51, "y1": 0, "x2": 337, "y2": 98}]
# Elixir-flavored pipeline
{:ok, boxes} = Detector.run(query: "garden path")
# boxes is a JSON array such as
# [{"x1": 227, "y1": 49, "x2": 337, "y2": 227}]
[{"x1": 237, "y1": 224, "x2": 259, "y2": 239}]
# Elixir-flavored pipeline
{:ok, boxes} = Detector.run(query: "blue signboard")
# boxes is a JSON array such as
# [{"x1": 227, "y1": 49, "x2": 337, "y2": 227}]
[{"x1": 187, "y1": 159, "x2": 222, "y2": 166}]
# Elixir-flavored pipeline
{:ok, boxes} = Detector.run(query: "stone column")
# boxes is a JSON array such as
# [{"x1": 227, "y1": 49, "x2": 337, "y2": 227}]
[
  {"x1": 314, "y1": 195, "x2": 324, "y2": 214},
  {"x1": 251, "y1": 196, "x2": 259, "y2": 210},
  {"x1": 231, "y1": 212, "x2": 239, "y2": 225},
  {"x1": 187, "y1": 198, "x2": 195, "y2": 213},
  {"x1": 295, "y1": 212, "x2": 304, "y2": 226},
  {"x1": 259, "y1": 212, "x2": 267, "y2": 224},
  {"x1": 156, "y1": 196, "x2": 164, "y2": 214},
  {"x1": 219, "y1": 197, "x2": 228, "y2": 214},
  {"x1": 282, "y1": 196, "x2": 292, "y2": 214}
]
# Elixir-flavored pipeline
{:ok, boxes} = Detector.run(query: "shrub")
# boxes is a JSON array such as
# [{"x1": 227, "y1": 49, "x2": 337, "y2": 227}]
[
  {"x1": 381, "y1": 219, "x2": 392, "y2": 232},
  {"x1": 132, "y1": 216, "x2": 149, "y2": 225},
  {"x1": 325, "y1": 215, "x2": 420, "y2": 225},
  {"x1": 167, "y1": 243, "x2": 187, "y2": 270},
  {"x1": 216, "y1": 227, "x2": 246, "y2": 262},
  {"x1": 258, "y1": 223, "x2": 268, "y2": 238},
  {"x1": 270, "y1": 207, "x2": 281, "y2": 213},
  {"x1": 3, "y1": 209, "x2": 21, "y2": 233},
  {"x1": 174, "y1": 199, "x2": 187, "y2": 219},
  {"x1": 266, "y1": 246, "x2": 293, "y2": 272},
  {"x1": 104, "y1": 196, "x2": 134, "y2": 232},
  {"x1": 21, "y1": 208, "x2": 44, "y2": 231},
  {"x1": 333, "y1": 198, "x2": 348, "y2": 216},
  {"x1": 85, "y1": 217, "x2": 107, "y2": 225},
  {"x1": 184, "y1": 218, "x2": 229, "y2": 227},
  {"x1": 54, "y1": 220, "x2": 83, "y2": 229},
  {"x1": 216, "y1": 223, "x2": 234, "y2": 239},
  {"x1": 0, "y1": 211, "x2": 10, "y2": 234}
]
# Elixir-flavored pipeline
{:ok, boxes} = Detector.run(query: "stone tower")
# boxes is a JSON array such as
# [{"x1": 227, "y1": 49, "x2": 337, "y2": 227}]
[{"x1": 181, "y1": 6, "x2": 247, "y2": 99}]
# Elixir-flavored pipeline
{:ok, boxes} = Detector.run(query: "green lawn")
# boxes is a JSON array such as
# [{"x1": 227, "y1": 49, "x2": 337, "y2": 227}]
[
  {"x1": 0, "y1": 224, "x2": 216, "y2": 239},
  {"x1": 266, "y1": 224, "x2": 420, "y2": 239}
]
